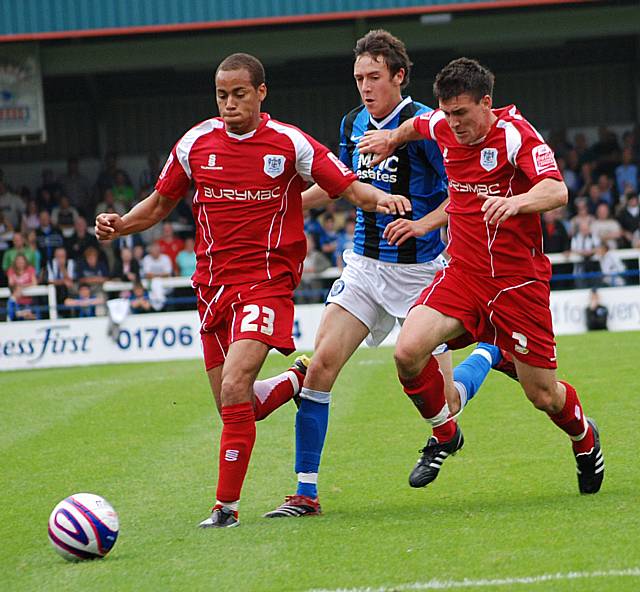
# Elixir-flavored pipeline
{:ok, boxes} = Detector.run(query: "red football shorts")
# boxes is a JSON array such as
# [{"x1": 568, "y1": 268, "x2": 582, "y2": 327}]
[
  {"x1": 195, "y1": 276, "x2": 296, "y2": 370},
  {"x1": 415, "y1": 264, "x2": 557, "y2": 369}
]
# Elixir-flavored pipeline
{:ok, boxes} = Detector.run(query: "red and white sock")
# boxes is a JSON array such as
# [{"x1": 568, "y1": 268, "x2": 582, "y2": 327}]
[
  {"x1": 253, "y1": 366, "x2": 304, "y2": 421},
  {"x1": 216, "y1": 402, "x2": 256, "y2": 504},
  {"x1": 399, "y1": 355, "x2": 456, "y2": 442},
  {"x1": 548, "y1": 381, "x2": 594, "y2": 454}
]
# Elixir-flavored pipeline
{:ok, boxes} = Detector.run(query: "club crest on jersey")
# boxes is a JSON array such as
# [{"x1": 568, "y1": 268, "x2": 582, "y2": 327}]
[
  {"x1": 480, "y1": 148, "x2": 498, "y2": 171},
  {"x1": 263, "y1": 154, "x2": 286, "y2": 178}
]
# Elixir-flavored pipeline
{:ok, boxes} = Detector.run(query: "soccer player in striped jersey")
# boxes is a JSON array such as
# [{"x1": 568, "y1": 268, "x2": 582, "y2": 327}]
[
  {"x1": 95, "y1": 53, "x2": 411, "y2": 528},
  {"x1": 265, "y1": 31, "x2": 511, "y2": 518},
  {"x1": 359, "y1": 57, "x2": 604, "y2": 495}
]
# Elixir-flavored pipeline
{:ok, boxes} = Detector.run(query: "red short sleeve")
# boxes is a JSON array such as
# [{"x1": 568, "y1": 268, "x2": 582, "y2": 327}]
[
  {"x1": 514, "y1": 122, "x2": 564, "y2": 185},
  {"x1": 155, "y1": 149, "x2": 191, "y2": 200}
]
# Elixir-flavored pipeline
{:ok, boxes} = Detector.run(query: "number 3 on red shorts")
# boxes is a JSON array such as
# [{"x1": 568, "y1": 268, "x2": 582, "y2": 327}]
[{"x1": 240, "y1": 304, "x2": 275, "y2": 336}]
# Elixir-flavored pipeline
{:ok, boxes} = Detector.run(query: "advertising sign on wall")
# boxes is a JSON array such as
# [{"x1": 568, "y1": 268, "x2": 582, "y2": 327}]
[{"x1": 0, "y1": 43, "x2": 46, "y2": 145}]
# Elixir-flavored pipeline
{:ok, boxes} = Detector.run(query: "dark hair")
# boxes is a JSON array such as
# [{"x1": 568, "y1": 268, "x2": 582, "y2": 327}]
[
  {"x1": 216, "y1": 53, "x2": 265, "y2": 89},
  {"x1": 433, "y1": 57, "x2": 495, "y2": 103},
  {"x1": 354, "y1": 29, "x2": 412, "y2": 88}
]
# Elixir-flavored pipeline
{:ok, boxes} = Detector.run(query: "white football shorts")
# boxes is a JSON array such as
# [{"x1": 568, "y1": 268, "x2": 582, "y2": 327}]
[{"x1": 326, "y1": 249, "x2": 449, "y2": 349}]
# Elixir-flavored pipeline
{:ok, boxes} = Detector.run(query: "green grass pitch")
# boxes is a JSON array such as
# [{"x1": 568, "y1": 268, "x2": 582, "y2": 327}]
[{"x1": 3, "y1": 331, "x2": 640, "y2": 592}]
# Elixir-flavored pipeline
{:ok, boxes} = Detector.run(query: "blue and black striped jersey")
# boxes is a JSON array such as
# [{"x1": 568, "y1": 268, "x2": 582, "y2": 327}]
[{"x1": 339, "y1": 96, "x2": 447, "y2": 264}]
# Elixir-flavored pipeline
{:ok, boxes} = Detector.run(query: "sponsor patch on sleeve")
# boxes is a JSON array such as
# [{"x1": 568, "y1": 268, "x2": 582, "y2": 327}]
[
  {"x1": 532, "y1": 144, "x2": 558, "y2": 175},
  {"x1": 327, "y1": 151, "x2": 353, "y2": 176}
]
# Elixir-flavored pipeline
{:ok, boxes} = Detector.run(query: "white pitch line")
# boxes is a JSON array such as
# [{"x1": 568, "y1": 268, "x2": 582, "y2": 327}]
[{"x1": 307, "y1": 567, "x2": 640, "y2": 592}]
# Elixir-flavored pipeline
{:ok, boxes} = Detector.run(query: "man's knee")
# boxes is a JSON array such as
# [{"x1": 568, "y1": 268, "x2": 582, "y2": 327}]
[
  {"x1": 220, "y1": 372, "x2": 254, "y2": 406},
  {"x1": 523, "y1": 381, "x2": 563, "y2": 414},
  {"x1": 394, "y1": 341, "x2": 426, "y2": 376},
  {"x1": 306, "y1": 350, "x2": 340, "y2": 391}
]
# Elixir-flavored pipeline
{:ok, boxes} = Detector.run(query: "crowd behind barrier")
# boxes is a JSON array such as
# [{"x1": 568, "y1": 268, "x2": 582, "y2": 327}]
[{"x1": 1, "y1": 124, "x2": 640, "y2": 322}]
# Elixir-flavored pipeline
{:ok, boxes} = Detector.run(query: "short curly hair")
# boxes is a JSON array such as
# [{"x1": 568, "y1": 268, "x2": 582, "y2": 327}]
[
  {"x1": 216, "y1": 53, "x2": 265, "y2": 89},
  {"x1": 433, "y1": 58, "x2": 495, "y2": 103},
  {"x1": 354, "y1": 29, "x2": 412, "y2": 88}
]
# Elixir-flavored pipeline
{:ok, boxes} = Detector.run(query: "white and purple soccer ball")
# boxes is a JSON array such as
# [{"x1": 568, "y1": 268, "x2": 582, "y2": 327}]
[{"x1": 48, "y1": 493, "x2": 119, "y2": 561}]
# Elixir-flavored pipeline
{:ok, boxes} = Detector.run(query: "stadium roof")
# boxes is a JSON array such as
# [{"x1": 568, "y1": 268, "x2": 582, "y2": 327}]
[{"x1": 0, "y1": 0, "x2": 594, "y2": 42}]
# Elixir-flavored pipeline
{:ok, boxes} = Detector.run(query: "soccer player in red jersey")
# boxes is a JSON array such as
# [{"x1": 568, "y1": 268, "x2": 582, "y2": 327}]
[
  {"x1": 95, "y1": 53, "x2": 411, "y2": 528},
  {"x1": 359, "y1": 57, "x2": 604, "y2": 494}
]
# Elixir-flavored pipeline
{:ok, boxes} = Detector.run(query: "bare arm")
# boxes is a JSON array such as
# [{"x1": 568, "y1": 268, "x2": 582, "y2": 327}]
[
  {"x1": 340, "y1": 180, "x2": 411, "y2": 215},
  {"x1": 95, "y1": 190, "x2": 178, "y2": 240},
  {"x1": 480, "y1": 178, "x2": 568, "y2": 225},
  {"x1": 358, "y1": 118, "x2": 423, "y2": 166},
  {"x1": 302, "y1": 184, "x2": 333, "y2": 211},
  {"x1": 383, "y1": 198, "x2": 449, "y2": 246}
]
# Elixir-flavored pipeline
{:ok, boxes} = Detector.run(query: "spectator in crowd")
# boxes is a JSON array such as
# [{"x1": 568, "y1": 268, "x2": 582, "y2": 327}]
[
  {"x1": 157, "y1": 221, "x2": 184, "y2": 272},
  {"x1": 95, "y1": 152, "x2": 130, "y2": 199},
  {"x1": 112, "y1": 171, "x2": 136, "y2": 207},
  {"x1": 129, "y1": 281, "x2": 152, "y2": 314},
  {"x1": 591, "y1": 202, "x2": 622, "y2": 250},
  {"x1": 615, "y1": 147, "x2": 638, "y2": 196},
  {"x1": 304, "y1": 210, "x2": 324, "y2": 247},
  {"x1": 586, "y1": 184, "x2": 605, "y2": 214},
  {"x1": 617, "y1": 192, "x2": 640, "y2": 247},
  {"x1": 35, "y1": 210, "x2": 65, "y2": 268},
  {"x1": 21, "y1": 199, "x2": 40, "y2": 233},
  {"x1": 573, "y1": 132, "x2": 590, "y2": 164},
  {"x1": 542, "y1": 209, "x2": 571, "y2": 254},
  {"x1": 166, "y1": 190, "x2": 195, "y2": 227},
  {"x1": 76, "y1": 246, "x2": 109, "y2": 295},
  {"x1": 591, "y1": 127, "x2": 620, "y2": 177},
  {"x1": 51, "y1": 195, "x2": 80, "y2": 238},
  {"x1": 95, "y1": 188, "x2": 127, "y2": 219},
  {"x1": 7, "y1": 253, "x2": 38, "y2": 305},
  {"x1": 112, "y1": 232, "x2": 145, "y2": 260},
  {"x1": 46, "y1": 246, "x2": 76, "y2": 304},
  {"x1": 65, "y1": 216, "x2": 100, "y2": 263},
  {"x1": 586, "y1": 288, "x2": 608, "y2": 331},
  {"x1": 297, "y1": 233, "x2": 331, "y2": 304},
  {"x1": 0, "y1": 211, "x2": 14, "y2": 253},
  {"x1": 543, "y1": 209, "x2": 572, "y2": 289},
  {"x1": 7, "y1": 284, "x2": 37, "y2": 321},
  {"x1": 0, "y1": 179, "x2": 26, "y2": 229},
  {"x1": 176, "y1": 236, "x2": 196, "y2": 278},
  {"x1": 36, "y1": 169, "x2": 63, "y2": 204},
  {"x1": 595, "y1": 174, "x2": 615, "y2": 206},
  {"x1": 577, "y1": 161, "x2": 594, "y2": 197},
  {"x1": 111, "y1": 246, "x2": 140, "y2": 282},
  {"x1": 571, "y1": 219, "x2": 601, "y2": 288},
  {"x1": 2, "y1": 232, "x2": 38, "y2": 275},
  {"x1": 569, "y1": 197, "x2": 594, "y2": 237},
  {"x1": 319, "y1": 213, "x2": 339, "y2": 266},
  {"x1": 36, "y1": 187, "x2": 57, "y2": 214},
  {"x1": 132, "y1": 244, "x2": 146, "y2": 269},
  {"x1": 141, "y1": 240, "x2": 172, "y2": 279},
  {"x1": 57, "y1": 157, "x2": 92, "y2": 216},
  {"x1": 25, "y1": 230, "x2": 42, "y2": 274},
  {"x1": 595, "y1": 243, "x2": 626, "y2": 287},
  {"x1": 138, "y1": 154, "x2": 161, "y2": 193},
  {"x1": 336, "y1": 217, "x2": 355, "y2": 270},
  {"x1": 562, "y1": 149, "x2": 582, "y2": 196},
  {"x1": 64, "y1": 284, "x2": 105, "y2": 318}
]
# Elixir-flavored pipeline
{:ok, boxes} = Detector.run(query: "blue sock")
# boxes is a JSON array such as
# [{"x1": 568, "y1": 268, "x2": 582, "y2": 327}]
[
  {"x1": 453, "y1": 343, "x2": 501, "y2": 408},
  {"x1": 295, "y1": 388, "x2": 330, "y2": 499}
]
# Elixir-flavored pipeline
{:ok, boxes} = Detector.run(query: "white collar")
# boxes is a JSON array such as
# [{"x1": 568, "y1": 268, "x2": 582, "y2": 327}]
[
  {"x1": 225, "y1": 128, "x2": 258, "y2": 141},
  {"x1": 369, "y1": 96, "x2": 412, "y2": 129}
]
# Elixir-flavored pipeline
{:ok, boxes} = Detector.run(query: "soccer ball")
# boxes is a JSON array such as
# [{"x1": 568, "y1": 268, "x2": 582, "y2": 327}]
[{"x1": 48, "y1": 493, "x2": 119, "y2": 561}]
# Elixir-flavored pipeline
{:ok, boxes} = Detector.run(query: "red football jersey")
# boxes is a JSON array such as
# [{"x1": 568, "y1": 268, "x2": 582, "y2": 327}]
[
  {"x1": 156, "y1": 113, "x2": 356, "y2": 286},
  {"x1": 414, "y1": 105, "x2": 563, "y2": 280}
]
